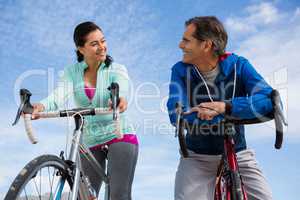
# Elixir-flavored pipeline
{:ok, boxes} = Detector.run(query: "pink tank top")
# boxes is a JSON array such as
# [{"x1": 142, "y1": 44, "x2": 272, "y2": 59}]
[{"x1": 84, "y1": 84, "x2": 96, "y2": 100}]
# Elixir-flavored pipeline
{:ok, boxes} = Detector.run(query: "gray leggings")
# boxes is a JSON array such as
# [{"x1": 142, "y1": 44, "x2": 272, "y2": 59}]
[{"x1": 81, "y1": 142, "x2": 138, "y2": 200}]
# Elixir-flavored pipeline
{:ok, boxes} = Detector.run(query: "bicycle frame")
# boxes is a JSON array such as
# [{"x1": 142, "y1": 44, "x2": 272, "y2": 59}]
[
  {"x1": 55, "y1": 114, "x2": 110, "y2": 200},
  {"x1": 214, "y1": 123, "x2": 247, "y2": 200},
  {"x1": 11, "y1": 83, "x2": 122, "y2": 200}
]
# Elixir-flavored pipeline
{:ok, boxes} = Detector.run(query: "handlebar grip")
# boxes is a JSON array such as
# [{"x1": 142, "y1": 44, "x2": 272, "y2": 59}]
[
  {"x1": 178, "y1": 118, "x2": 189, "y2": 158},
  {"x1": 274, "y1": 124, "x2": 283, "y2": 149},
  {"x1": 271, "y1": 89, "x2": 284, "y2": 149},
  {"x1": 23, "y1": 114, "x2": 38, "y2": 144},
  {"x1": 274, "y1": 107, "x2": 283, "y2": 149},
  {"x1": 113, "y1": 110, "x2": 123, "y2": 139}
]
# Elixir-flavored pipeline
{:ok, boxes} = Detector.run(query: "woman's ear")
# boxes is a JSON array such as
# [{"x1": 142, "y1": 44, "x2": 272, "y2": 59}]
[{"x1": 78, "y1": 46, "x2": 85, "y2": 55}]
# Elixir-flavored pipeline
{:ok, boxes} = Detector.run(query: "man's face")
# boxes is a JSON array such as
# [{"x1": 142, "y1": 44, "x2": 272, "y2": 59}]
[{"x1": 179, "y1": 24, "x2": 205, "y2": 64}]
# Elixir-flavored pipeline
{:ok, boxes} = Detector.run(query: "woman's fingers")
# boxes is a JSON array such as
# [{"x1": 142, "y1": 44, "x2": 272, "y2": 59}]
[
  {"x1": 108, "y1": 97, "x2": 127, "y2": 113},
  {"x1": 107, "y1": 99, "x2": 113, "y2": 110},
  {"x1": 31, "y1": 106, "x2": 40, "y2": 120},
  {"x1": 31, "y1": 103, "x2": 44, "y2": 120},
  {"x1": 118, "y1": 97, "x2": 127, "y2": 113}
]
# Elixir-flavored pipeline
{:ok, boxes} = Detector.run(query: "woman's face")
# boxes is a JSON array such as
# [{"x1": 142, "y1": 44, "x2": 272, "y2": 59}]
[{"x1": 78, "y1": 29, "x2": 107, "y2": 63}]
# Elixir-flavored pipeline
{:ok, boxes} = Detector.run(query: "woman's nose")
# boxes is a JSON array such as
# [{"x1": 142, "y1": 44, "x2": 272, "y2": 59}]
[{"x1": 99, "y1": 43, "x2": 105, "y2": 50}]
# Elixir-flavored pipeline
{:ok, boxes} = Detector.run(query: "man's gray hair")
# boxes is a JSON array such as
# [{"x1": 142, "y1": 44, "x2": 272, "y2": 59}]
[{"x1": 185, "y1": 16, "x2": 228, "y2": 56}]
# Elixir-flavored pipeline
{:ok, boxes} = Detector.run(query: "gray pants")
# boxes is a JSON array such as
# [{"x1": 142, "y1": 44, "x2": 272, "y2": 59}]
[
  {"x1": 175, "y1": 149, "x2": 272, "y2": 200},
  {"x1": 81, "y1": 142, "x2": 138, "y2": 200}
]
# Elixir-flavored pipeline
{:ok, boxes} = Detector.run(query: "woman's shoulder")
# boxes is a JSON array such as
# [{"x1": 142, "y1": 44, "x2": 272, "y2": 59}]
[
  {"x1": 59, "y1": 62, "x2": 85, "y2": 81},
  {"x1": 109, "y1": 62, "x2": 129, "y2": 80},
  {"x1": 66, "y1": 61, "x2": 86, "y2": 74},
  {"x1": 110, "y1": 62, "x2": 127, "y2": 71}
]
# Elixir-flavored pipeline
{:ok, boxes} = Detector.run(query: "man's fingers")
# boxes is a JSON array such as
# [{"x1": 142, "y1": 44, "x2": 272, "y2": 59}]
[
  {"x1": 199, "y1": 102, "x2": 213, "y2": 108},
  {"x1": 190, "y1": 107, "x2": 200, "y2": 113}
]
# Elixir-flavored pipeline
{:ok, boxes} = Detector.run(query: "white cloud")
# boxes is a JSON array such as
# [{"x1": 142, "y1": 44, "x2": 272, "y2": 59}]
[
  {"x1": 225, "y1": 18, "x2": 254, "y2": 33},
  {"x1": 227, "y1": 3, "x2": 300, "y2": 140},
  {"x1": 246, "y1": 2, "x2": 280, "y2": 25},
  {"x1": 225, "y1": 2, "x2": 283, "y2": 36}
]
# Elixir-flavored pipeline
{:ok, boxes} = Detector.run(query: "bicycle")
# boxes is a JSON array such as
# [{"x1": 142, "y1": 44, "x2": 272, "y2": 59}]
[
  {"x1": 5, "y1": 82, "x2": 121, "y2": 200},
  {"x1": 174, "y1": 89, "x2": 287, "y2": 200}
]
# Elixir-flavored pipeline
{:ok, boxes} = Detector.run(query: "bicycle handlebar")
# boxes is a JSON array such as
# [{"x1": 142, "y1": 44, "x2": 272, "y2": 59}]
[
  {"x1": 175, "y1": 89, "x2": 287, "y2": 151},
  {"x1": 13, "y1": 82, "x2": 121, "y2": 144}
]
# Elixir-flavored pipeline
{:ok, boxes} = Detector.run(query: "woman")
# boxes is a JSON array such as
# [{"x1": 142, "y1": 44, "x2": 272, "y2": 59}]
[{"x1": 31, "y1": 21, "x2": 138, "y2": 200}]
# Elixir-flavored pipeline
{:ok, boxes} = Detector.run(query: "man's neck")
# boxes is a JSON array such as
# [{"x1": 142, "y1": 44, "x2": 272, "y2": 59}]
[{"x1": 194, "y1": 55, "x2": 219, "y2": 72}]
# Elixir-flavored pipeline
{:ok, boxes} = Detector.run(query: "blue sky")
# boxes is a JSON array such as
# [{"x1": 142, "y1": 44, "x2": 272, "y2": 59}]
[{"x1": 0, "y1": 0, "x2": 299, "y2": 199}]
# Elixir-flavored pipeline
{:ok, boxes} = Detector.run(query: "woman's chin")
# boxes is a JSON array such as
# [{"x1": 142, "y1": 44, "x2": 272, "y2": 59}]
[{"x1": 96, "y1": 55, "x2": 106, "y2": 62}]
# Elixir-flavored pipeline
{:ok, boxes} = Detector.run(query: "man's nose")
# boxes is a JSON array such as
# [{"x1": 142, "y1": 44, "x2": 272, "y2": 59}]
[{"x1": 179, "y1": 41, "x2": 184, "y2": 49}]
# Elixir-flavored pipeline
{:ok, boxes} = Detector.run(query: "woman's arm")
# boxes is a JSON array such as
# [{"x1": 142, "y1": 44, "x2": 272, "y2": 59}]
[{"x1": 39, "y1": 66, "x2": 74, "y2": 111}]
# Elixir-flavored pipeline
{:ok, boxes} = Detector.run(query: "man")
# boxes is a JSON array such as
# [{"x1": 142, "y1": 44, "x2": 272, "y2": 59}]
[{"x1": 167, "y1": 16, "x2": 273, "y2": 200}]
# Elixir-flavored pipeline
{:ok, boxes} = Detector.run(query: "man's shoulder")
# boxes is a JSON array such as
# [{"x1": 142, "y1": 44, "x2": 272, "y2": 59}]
[
  {"x1": 171, "y1": 61, "x2": 191, "y2": 74},
  {"x1": 228, "y1": 53, "x2": 250, "y2": 65},
  {"x1": 220, "y1": 53, "x2": 251, "y2": 75}
]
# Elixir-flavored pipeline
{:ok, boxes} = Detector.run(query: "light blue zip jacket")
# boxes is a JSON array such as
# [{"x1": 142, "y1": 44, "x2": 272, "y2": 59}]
[{"x1": 40, "y1": 61, "x2": 135, "y2": 147}]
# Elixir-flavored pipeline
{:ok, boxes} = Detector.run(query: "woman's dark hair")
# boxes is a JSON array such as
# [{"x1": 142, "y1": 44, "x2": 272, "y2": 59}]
[
  {"x1": 73, "y1": 21, "x2": 113, "y2": 66},
  {"x1": 185, "y1": 16, "x2": 228, "y2": 56}
]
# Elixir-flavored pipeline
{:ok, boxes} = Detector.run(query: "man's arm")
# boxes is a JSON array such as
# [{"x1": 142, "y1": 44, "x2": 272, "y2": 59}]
[
  {"x1": 230, "y1": 58, "x2": 273, "y2": 119},
  {"x1": 167, "y1": 64, "x2": 189, "y2": 125}
]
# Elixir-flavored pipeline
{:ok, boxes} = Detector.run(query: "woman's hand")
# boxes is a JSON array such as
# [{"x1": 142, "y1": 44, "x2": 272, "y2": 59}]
[
  {"x1": 117, "y1": 97, "x2": 128, "y2": 113},
  {"x1": 108, "y1": 97, "x2": 127, "y2": 113},
  {"x1": 31, "y1": 103, "x2": 45, "y2": 120},
  {"x1": 190, "y1": 101, "x2": 225, "y2": 120}
]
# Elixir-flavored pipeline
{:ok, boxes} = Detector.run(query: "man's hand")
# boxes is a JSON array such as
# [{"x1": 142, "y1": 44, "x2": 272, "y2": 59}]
[
  {"x1": 108, "y1": 97, "x2": 127, "y2": 113},
  {"x1": 190, "y1": 101, "x2": 225, "y2": 120}
]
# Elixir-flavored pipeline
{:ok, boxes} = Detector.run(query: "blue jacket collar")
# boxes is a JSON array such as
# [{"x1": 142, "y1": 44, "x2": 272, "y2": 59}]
[
  {"x1": 183, "y1": 53, "x2": 239, "y2": 82},
  {"x1": 218, "y1": 53, "x2": 238, "y2": 77}
]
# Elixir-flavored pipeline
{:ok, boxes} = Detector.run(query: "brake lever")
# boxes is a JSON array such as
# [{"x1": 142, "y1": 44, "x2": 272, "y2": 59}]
[
  {"x1": 12, "y1": 89, "x2": 34, "y2": 126},
  {"x1": 175, "y1": 102, "x2": 183, "y2": 137},
  {"x1": 107, "y1": 82, "x2": 120, "y2": 120}
]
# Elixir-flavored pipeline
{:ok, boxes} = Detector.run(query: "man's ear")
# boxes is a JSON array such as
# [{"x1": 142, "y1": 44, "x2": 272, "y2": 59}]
[{"x1": 203, "y1": 40, "x2": 213, "y2": 53}]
